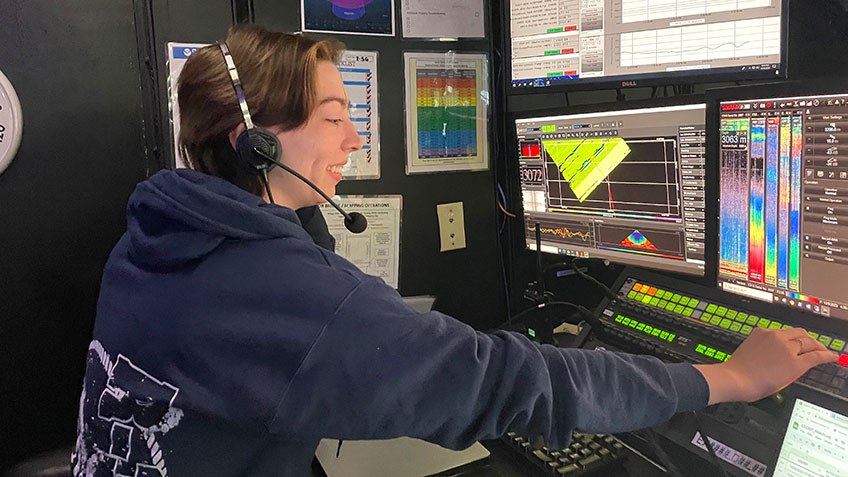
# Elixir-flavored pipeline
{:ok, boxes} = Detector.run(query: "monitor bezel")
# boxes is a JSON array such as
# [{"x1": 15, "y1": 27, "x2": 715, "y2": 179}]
[
  {"x1": 705, "y1": 78, "x2": 848, "y2": 333},
  {"x1": 503, "y1": 0, "x2": 790, "y2": 95},
  {"x1": 507, "y1": 95, "x2": 717, "y2": 286}
]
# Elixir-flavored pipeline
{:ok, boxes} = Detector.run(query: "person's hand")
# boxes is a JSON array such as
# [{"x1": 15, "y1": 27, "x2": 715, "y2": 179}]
[{"x1": 694, "y1": 327, "x2": 838, "y2": 405}]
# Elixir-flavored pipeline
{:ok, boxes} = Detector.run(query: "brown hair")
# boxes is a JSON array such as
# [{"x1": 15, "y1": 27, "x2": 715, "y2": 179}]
[{"x1": 178, "y1": 24, "x2": 344, "y2": 195}]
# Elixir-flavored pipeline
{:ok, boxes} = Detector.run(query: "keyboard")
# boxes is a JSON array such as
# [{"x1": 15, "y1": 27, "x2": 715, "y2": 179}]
[
  {"x1": 502, "y1": 431, "x2": 627, "y2": 475},
  {"x1": 597, "y1": 270, "x2": 848, "y2": 401}
]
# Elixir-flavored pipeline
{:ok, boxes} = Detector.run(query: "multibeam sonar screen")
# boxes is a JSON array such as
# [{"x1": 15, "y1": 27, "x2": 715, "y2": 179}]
[
  {"x1": 517, "y1": 103, "x2": 706, "y2": 276},
  {"x1": 509, "y1": 0, "x2": 784, "y2": 90},
  {"x1": 719, "y1": 93, "x2": 848, "y2": 321}
]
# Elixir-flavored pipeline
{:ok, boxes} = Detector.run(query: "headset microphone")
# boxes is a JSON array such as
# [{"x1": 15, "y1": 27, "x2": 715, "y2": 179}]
[{"x1": 217, "y1": 41, "x2": 367, "y2": 234}]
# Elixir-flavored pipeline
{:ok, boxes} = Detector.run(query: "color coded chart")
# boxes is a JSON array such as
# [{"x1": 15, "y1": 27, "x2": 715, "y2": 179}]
[{"x1": 415, "y1": 69, "x2": 477, "y2": 159}]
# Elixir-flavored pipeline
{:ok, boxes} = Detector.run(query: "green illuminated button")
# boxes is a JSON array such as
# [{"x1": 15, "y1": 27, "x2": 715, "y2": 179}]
[
  {"x1": 818, "y1": 335, "x2": 832, "y2": 347},
  {"x1": 666, "y1": 302, "x2": 677, "y2": 311},
  {"x1": 720, "y1": 319, "x2": 732, "y2": 329},
  {"x1": 695, "y1": 344, "x2": 707, "y2": 354},
  {"x1": 642, "y1": 295, "x2": 652, "y2": 304},
  {"x1": 671, "y1": 294, "x2": 681, "y2": 303},
  {"x1": 636, "y1": 323, "x2": 645, "y2": 331},
  {"x1": 644, "y1": 326, "x2": 653, "y2": 334},
  {"x1": 615, "y1": 315, "x2": 624, "y2": 322},
  {"x1": 663, "y1": 291, "x2": 673, "y2": 300},
  {"x1": 660, "y1": 331, "x2": 669, "y2": 340},
  {"x1": 757, "y1": 318, "x2": 771, "y2": 328},
  {"x1": 674, "y1": 304, "x2": 685, "y2": 314},
  {"x1": 682, "y1": 308, "x2": 694, "y2": 317},
  {"x1": 725, "y1": 354, "x2": 731, "y2": 361},
  {"x1": 782, "y1": 324, "x2": 792, "y2": 330},
  {"x1": 769, "y1": 321, "x2": 783, "y2": 329},
  {"x1": 701, "y1": 313, "x2": 712, "y2": 323},
  {"x1": 652, "y1": 329, "x2": 661, "y2": 337},
  {"x1": 746, "y1": 315, "x2": 759, "y2": 325},
  {"x1": 705, "y1": 348, "x2": 716, "y2": 357},
  {"x1": 629, "y1": 320, "x2": 638, "y2": 328},
  {"x1": 741, "y1": 325, "x2": 753, "y2": 335},
  {"x1": 730, "y1": 322, "x2": 742, "y2": 332},
  {"x1": 830, "y1": 339, "x2": 845, "y2": 351},
  {"x1": 622, "y1": 318, "x2": 631, "y2": 326},
  {"x1": 679, "y1": 297, "x2": 690, "y2": 306},
  {"x1": 809, "y1": 332, "x2": 819, "y2": 339},
  {"x1": 689, "y1": 299, "x2": 700, "y2": 308},
  {"x1": 737, "y1": 312, "x2": 749, "y2": 322},
  {"x1": 715, "y1": 351, "x2": 726, "y2": 361},
  {"x1": 726, "y1": 310, "x2": 737, "y2": 319},
  {"x1": 715, "y1": 307, "x2": 728, "y2": 317},
  {"x1": 706, "y1": 304, "x2": 718, "y2": 313},
  {"x1": 659, "y1": 300, "x2": 668, "y2": 308},
  {"x1": 627, "y1": 291, "x2": 638, "y2": 299},
  {"x1": 710, "y1": 316, "x2": 722, "y2": 326},
  {"x1": 649, "y1": 297, "x2": 660, "y2": 306},
  {"x1": 667, "y1": 333, "x2": 676, "y2": 342},
  {"x1": 655, "y1": 289, "x2": 666, "y2": 297},
  {"x1": 636, "y1": 293, "x2": 645, "y2": 301}
]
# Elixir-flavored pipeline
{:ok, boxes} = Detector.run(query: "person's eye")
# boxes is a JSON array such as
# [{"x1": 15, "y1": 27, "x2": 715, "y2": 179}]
[{"x1": 328, "y1": 119, "x2": 344, "y2": 125}]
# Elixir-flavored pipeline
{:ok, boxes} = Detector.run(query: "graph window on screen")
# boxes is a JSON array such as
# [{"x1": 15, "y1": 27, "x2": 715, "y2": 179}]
[
  {"x1": 718, "y1": 93, "x2": 848, "y2": 321},
  {"x1": 516, "y1": 103, "x2": 706, "y2": 276},
  {"x1": 509, "y1": 0, "x2": 783, "y2": 88}
]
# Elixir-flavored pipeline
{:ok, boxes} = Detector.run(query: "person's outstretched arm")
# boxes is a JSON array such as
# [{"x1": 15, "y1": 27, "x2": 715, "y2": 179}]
[{"x1": 695, "y1": 326, "x2": 837, "y2": 405}]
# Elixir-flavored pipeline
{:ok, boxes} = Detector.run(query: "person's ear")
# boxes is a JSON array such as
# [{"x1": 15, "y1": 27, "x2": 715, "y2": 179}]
[{"x1": 228, "y1": 123, "x2": 247, "y2": 150}]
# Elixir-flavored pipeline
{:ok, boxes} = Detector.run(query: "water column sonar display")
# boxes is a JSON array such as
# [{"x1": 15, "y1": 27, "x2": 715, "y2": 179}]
[
  {"x1": 516, "y1": 103, "x2": 707, "y2": 276},
  {"x1": 544, "y1": 138, "x2": 632, "y2": 202},
  {"x1": 718, "y1": 92, "x2": 848, "y2": 321}
]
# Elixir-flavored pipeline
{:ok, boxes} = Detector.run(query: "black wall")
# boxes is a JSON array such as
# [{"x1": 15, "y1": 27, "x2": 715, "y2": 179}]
[{"x1": 0, "y1": 0, "x2": 146, "y2": 467}]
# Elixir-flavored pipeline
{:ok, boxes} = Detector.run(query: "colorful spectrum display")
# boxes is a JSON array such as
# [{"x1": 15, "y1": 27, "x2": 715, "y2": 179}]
[
  {"x1": 530, "y1": 225, "x2": 592, "y2": 242},
  {"x1": 748, "y1": 118, "x2": 766, "y2": 282},
  {"x1": 722, "y1": 115, "x2": 803, "y2": 292},
  {"x1": 719, "y1": 119, "x2": 750, "y2": 278},
  {"x1": 620, "y1": 230, "x2": 658, "y2": 250},
  {"x1": 789, "y1": 116, "x2": 802, "y2": 291},
  {"x1": 777, "y1": 117, "x2": 791, "y2": 288},
  {"x1": 764, "y1": 117, "x2": 780, "y2": 286},
  {"x1": 543, "y1": 138, "x2": 632, "y2": 202},
  {"x1": 416, "y1": 69, "x2": 477, "y2": 159}
]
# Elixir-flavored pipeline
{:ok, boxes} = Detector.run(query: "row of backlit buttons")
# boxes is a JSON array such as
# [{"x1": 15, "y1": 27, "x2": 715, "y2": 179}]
[
  {"x1": 613, "y1": 313, "x2": 732, "y2": 363},
  {"x1": 628, "y1": 283, "x2": 847, "y2": 353}
]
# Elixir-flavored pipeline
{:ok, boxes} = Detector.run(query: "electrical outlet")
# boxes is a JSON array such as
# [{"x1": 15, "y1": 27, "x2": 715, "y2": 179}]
[{"x1": 436, "y1": 201, "x2": 466, "y2": 252}]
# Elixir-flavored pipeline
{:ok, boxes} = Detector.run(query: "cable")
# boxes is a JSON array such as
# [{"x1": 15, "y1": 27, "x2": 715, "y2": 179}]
[
  {"x1": 494, "y1": 300, "x2": 600, "y2": 331},
  {"x1": 498, "y1": 200, "x2": 517, "y2": 218},
  {"x1": 261, "y1": 169, "x2": 274, "y2": 203},
  {"x1": 691, "y1": 411, "x2": 730, "y2": 477},
  {"x1": 571, "y1": 257, "x2": 616, "y2": 300}
]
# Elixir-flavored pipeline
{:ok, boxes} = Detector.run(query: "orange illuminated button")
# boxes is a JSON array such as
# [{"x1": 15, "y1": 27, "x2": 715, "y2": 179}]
[
  {"x1": 647, "y1": 287, "x2": 657, "y2": 296},
  {"x1": 839, "y1": 354, "x2": 848, "y2": 367}
]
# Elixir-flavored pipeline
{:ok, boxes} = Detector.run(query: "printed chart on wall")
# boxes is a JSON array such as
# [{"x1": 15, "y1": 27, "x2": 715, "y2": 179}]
[
  {"x1": 320, "y1": 195, "x2": 402, "y2": 288},
  {"x1": 404, "y1": 52, "x2": 489, "y2": 174},
  {"x1": 302, "y1": 0, "x2": 394, "y2": 36},
  {"x1": 400, "y1": 0, "x2": 485, "y2": 39},
  {"x1": 167, "y1": 42, "x2": 208, "y2": 168},
  {"x1": 339, "y1": 50, "x2": 380, "y2": 179}
]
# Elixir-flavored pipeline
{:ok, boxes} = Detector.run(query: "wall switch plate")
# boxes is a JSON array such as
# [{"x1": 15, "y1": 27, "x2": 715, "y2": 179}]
[{"x1": 436, "y1": 201, "x2": 466, "y2": 252}]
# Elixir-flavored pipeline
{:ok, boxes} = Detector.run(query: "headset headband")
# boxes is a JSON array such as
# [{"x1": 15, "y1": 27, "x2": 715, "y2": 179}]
[{"x1": 217, "y1": 41, "x2": 254, "y2": 130}]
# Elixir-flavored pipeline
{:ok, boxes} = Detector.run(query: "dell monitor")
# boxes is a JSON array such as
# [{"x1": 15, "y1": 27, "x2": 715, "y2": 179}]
[
  {"x1": 514, "y1": 100, "x2": 707, "y2": 277},
  {"x1": 508, "y1": 0, "x2": 787, "y2": 91},
  {"x1": 715, "y1": 83, "x2": 848, "y2": 323}
]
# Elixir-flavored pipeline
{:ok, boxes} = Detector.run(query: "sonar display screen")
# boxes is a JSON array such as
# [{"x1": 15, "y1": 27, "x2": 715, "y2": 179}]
[{"x1": 516, "y1": 103, "x2": 706, "y2": 276}]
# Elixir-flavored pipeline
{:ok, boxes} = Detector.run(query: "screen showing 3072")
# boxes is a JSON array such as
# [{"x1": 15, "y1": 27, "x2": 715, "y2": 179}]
[
  {"x1": 719, "y1": 93, "x2": 848, "y2": 321},
  {"x1": 517, "y1": 104, "x2": 706, "y2": 276}
]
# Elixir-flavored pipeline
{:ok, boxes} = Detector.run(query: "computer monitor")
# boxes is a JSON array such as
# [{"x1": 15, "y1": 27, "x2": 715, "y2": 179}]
[
  {"x1": 773, "y1": 398, "x2": 848, "y2": 476},
  {"x1": 713, "y1": 82, "x2": 848, "y2": 321},
  {"x1": 514, "y1": 100, "x2": 707, "y2": 277},
  {"x1": 508, "y1": 0, "x2": 787, "y2": 91}
]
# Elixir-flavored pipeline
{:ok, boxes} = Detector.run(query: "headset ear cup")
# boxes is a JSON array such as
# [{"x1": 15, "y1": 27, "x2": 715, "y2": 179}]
[{"x1": 235, "y1": 128, "x2": 281, "y2": 174}]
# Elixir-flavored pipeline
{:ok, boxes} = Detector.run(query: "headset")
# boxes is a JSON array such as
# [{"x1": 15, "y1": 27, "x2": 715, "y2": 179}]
[{"x1": 217, "y1": 41, "x2": 367, "y2": 233}]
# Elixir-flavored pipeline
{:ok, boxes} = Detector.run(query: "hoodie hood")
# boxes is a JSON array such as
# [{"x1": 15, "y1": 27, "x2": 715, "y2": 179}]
[{"x1": 126, "y1": 169, "x2": 312, "y2": 269}]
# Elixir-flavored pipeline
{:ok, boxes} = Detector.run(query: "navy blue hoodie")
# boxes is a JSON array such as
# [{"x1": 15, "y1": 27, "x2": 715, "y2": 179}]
[{"x1": 72, "y1": 169, "x2": 709, "y2": 476}]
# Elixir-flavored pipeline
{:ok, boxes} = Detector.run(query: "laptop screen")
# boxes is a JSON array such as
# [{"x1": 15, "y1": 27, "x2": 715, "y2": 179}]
[{"x1": 773, "y1": 398, "x2": 848, "y2": 476}]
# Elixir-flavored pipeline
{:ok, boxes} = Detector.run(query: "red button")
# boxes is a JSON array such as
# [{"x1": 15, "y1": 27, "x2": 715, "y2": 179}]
[{"x1": 839, "y1": 354, "x2": 848, "y2": 366}]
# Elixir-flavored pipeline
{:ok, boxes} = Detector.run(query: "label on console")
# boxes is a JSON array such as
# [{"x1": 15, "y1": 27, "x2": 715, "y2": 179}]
[{"x1": 691, "y1": 432, "x2": 767, "y2": 477}]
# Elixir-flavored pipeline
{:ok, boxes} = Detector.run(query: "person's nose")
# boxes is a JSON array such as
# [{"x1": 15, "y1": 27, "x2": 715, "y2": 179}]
[{"x1": 343, "y1": 120, "x2": 363, "y2": 153}]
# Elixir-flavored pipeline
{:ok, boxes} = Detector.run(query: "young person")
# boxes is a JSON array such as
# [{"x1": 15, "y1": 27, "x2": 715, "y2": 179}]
[{"x1": 72, "y1": 25, "x2": 837, "y2": 476}]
